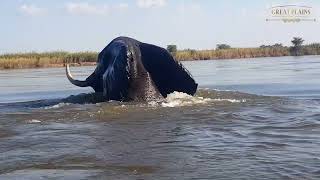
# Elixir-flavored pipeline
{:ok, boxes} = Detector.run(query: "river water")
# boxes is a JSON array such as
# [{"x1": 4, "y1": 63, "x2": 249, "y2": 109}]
[{"x1": 0, "y1": 56, "x2": 319, "y2": 179}]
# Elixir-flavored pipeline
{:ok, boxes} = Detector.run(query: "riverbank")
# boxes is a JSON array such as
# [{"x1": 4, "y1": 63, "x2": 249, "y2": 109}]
[{"x1": 1, "y1": 46, "x2": 319, "y2": 69}]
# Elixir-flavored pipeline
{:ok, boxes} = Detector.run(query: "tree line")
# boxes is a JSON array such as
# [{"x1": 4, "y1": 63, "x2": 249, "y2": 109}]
[
  {"x1": 167, "y1": 37, "x2": 320, "y2": 61},
  {"x1": 0, "y1": 37, "x2": 319, "y2": 69}
]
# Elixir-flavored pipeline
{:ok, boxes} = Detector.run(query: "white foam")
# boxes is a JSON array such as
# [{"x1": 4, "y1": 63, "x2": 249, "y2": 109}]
[
  {"x1": 212, "y1": 98, "x2": 247, "y2": 103},
  {"x1": 44, "y1": 103, "x2": 71, "y2": 109},
  {"x1": 199, "y1": 87, "x2": 233, "y2": 92},
  {"x1": 28, "y1": 119, "x2": 41, "y2": 123},
  {"x1": 161, "y1": 92, "x2": 212, "y2": 107},
  {"x1": 160, "y1": 91, "x2": 246, "y2": 107}
]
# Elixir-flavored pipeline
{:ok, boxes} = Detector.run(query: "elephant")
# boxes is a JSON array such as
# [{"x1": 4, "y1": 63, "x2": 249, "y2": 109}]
[{"x1": 66, "y1": 36, "x2": 198, "y2": 101}]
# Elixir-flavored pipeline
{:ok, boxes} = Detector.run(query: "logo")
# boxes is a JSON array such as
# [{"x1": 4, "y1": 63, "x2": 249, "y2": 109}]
[{"x1": 266, "y1": 5, "x2": 316, "y2": 23}]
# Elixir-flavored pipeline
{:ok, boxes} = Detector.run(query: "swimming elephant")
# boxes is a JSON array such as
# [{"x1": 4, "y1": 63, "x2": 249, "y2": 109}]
[{"x1": 66, "y1": 36, "x2": 198, "y2": 101}]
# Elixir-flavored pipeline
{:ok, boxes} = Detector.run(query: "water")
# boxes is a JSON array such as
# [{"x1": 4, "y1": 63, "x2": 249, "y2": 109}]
[{"x1": 0, "y1": 56, "x2": 320, "y2": 179}]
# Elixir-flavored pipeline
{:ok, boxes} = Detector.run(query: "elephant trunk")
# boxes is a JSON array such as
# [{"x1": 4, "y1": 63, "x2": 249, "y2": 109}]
[{"x1": 66, "y1": 64, "x2": 90, "y2": 87}]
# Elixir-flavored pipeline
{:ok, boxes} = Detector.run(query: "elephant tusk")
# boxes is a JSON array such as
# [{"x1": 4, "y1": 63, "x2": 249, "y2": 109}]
[{"x1": 66, "y1": 64, "x2": 89, "y2": 87}]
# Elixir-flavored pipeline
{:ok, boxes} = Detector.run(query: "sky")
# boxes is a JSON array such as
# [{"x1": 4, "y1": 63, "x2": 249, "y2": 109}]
[{"x1": 1, "y1": 0, "x2": 319, "y2": 54}]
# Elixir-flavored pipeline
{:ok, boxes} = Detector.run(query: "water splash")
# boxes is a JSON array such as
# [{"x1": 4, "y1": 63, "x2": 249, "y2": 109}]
[
  {"x1": 44, "y1": 103, "x2": 71, "y2": 109},
  {"x1": 161, "y1": 92, "x2": 212, "y2": 107},
  {"x1": 212, "y1": 98, "x2": 246, "y2": 103},
  {"x1": 27, "y1": 119, "x2": 41, "y2": 123},
  {"x1": 160, "y1": 91, "x2": 246, "y2": 107}
]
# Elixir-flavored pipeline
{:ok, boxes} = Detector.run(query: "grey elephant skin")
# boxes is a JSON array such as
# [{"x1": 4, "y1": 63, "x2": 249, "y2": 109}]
[{"x1": 66, "y1": 36, "x2": 198, "y2": 101}]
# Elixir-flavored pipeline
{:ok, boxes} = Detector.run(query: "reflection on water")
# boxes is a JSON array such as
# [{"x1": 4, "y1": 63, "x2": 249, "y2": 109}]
[{"x1": 0, "y1": 56, "x2": 320, "y2": 179}]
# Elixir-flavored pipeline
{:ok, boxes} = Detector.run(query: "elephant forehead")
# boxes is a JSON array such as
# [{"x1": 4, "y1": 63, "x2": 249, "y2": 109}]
[
  {"x1": 108, "y1": 41, "x2": 128, "y2": 56},
  {"x1": 98, "y1": 41, "x2": 129, "y2": 67}
]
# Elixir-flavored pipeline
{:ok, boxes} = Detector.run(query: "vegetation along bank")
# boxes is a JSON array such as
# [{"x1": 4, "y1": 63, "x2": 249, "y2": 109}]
[{"x1": 1, "y1": 37, "x2": 319, "y2": 69}]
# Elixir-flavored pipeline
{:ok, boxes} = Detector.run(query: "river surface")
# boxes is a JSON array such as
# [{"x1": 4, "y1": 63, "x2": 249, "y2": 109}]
[{"x1": 0, "y1": 56, "x2": 320, "y2": 179}]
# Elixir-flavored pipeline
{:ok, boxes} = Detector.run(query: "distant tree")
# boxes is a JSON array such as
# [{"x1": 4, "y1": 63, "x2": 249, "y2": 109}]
[
  {"x1": 167, "y1": 45, "x2": 177, "y2": 55},
  {"x1": 272, "y1": 43, "x2": 283, "y2": 48},
  {"x1": 290, "y1": 37, "x2": 304, "y2": 56},
  {"x1": 291, "y1": 37, "x2": 304, "y2": 47},
  {"x1": 216, "y1": 44, "x2": 231, "y2": 50},
  {"x1": 260, "y1": 45, "x2": 269, "y2": 48},
  {"x1": 260, "y1": 43, "x2": 283, "y2": 48}
]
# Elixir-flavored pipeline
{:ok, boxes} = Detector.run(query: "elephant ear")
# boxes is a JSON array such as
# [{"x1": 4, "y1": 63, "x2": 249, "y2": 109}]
[{"x1": 140, "y1": 43, "x2": 198, "y2": 97}]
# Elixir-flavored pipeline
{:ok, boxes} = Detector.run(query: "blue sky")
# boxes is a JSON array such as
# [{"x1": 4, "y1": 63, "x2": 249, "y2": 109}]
[{"x1": 1, "y1": 0, "x2": 319, "y2": 54}]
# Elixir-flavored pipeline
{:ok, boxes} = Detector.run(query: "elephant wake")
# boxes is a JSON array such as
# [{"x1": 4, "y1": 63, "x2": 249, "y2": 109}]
[{"x1": 66, "y1": 36, "x2": 198, "y2": 101}]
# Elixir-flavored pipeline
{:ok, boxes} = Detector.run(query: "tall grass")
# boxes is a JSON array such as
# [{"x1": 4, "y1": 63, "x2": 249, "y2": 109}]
[
  {"x1": 0, "y1": 45, "x2": 319, "y2": 69},
  {"x1": 175, "y1": 47, "x2": 290, "y2": 61},
  {"x1": 0, "y1": 51, "x2": 97, "y2": 69}
]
